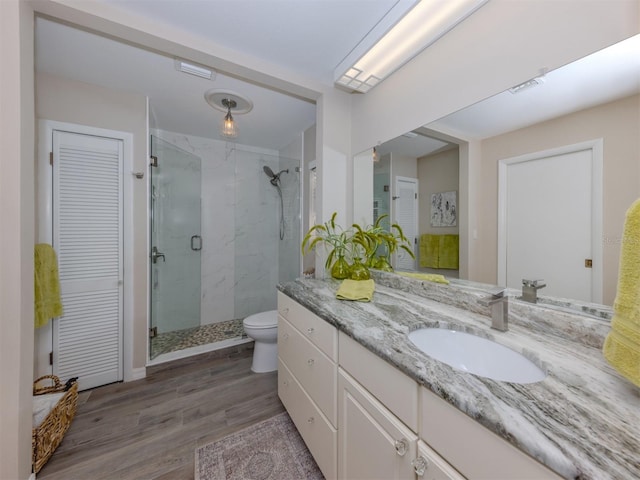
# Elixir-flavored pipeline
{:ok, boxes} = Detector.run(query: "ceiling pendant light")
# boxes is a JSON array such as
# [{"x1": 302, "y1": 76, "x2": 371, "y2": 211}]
[
  {"x1": 204, "y1": 90, "x2": 253, "y2": 141},
  {"x1": 220, "y1": 99, "x2": 238, "y2": 138}
]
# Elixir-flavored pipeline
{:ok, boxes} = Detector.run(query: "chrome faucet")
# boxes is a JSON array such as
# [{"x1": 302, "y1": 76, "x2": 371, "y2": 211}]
[
  {"x1": 521, "y1": 279, "x2": 546, "y2": 303},
  {"x1": 478, "y1": 287, "x2": 509, "y2": 332}
]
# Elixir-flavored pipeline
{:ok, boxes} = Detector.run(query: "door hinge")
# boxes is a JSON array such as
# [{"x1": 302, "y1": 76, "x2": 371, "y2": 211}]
[
  {"x1": 49, "y1": 152, "x2": 53, "y2": 166},
  {"x1": 149, "y1": 326, "x2": 158, "y2": 338},
  {"x1": 49, "y1": 351, "x2": 53, "y2": 365},
  {"x1": 150, "y1": 155, "x2": 158, "y2": 168},
  {"x1": 415, "y1": 193, "x2": 417, "y2": 199},
  {"x1": 585, "y1": 259, "x2": 593, "y2": 268}
]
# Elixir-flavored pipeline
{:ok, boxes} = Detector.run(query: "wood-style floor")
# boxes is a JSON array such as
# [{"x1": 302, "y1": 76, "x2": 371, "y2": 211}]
[{"x1": 37, "y1": 342, "x2": 285, "y2": 480}]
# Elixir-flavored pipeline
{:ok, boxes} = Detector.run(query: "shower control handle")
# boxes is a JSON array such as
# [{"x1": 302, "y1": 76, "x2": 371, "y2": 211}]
[{"x1": 151, "y1": 246, "x2": 165, "y2": 264}]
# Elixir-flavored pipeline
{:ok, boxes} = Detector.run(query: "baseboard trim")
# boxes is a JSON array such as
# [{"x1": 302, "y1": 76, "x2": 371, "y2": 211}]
[{"x1": 129, "y1": 367, "x2": 146, "y2": 381}]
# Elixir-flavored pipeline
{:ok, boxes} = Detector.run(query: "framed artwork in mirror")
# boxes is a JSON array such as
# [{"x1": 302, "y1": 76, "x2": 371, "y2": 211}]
[{"x1": 431, "y1": 191, "x2": 457, "y2": 227}]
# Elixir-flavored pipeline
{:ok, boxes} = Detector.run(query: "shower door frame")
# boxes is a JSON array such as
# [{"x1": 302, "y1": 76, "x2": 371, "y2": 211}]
[{"x1": 148, "y1": 136, "x2": 203, "y2": 360}]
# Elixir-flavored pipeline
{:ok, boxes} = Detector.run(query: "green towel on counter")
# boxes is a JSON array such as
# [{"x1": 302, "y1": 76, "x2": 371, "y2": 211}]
[
  {"x1": 419, "y1": 234, "x2": 439, "y2": 268},
  {"x1": 34, "y1": 243, "x2": 64, "y2": 328},
  {"x1": 397, "y1": 271, "x2": 449, "y2": 284},
  {"x1": 336, "y1": 279, "x2": 375, "y2": 302},
  {"x1": 438, "y1": 234, "x2": 459, "y2": 270}
]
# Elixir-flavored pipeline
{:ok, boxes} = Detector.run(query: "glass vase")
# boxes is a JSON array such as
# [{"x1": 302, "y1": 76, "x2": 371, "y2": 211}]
[
  {"x1": 331, "y1": 255, "x2": 351, "y2": 280},
  {"x1": 374, "y1": 256, "x2": 394, "y2": 272},
  {"x1": 349, "y1": 257, "x2": 371, "y2": 280}
]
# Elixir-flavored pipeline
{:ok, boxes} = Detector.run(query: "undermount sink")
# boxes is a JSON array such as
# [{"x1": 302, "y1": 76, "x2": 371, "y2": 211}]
[{"x1": 408, "y1": 328, "x2": 546, "y2": 384}]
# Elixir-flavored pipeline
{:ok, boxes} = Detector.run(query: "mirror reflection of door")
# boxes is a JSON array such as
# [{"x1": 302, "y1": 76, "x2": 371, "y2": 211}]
[
  {"x1": 394, "y1": 176, "x2": 418, "y2": 271},
  {"x1": 498, "y1": 140, "x2": 603, "y2": 303}
]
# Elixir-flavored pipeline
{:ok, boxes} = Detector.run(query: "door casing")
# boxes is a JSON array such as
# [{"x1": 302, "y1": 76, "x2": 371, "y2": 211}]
[
  {"x1": 36, "y1": 119, "x2": 137, "y2": 382},
  {"x1": 497, "y1": 139, "x2": 603, "y2": 303}
]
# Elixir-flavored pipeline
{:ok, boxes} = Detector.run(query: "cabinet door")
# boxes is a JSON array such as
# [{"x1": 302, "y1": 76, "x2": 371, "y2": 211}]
[
  {"x1": 338, "y1": 369, "x2": 417, "y2": 480},
  {"x1": 413, "y1": 441, "x2": 466, "y2": 480}
]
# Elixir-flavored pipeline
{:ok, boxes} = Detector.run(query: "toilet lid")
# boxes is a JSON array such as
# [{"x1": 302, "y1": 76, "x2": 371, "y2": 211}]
[{"x1": 243, "y1": 310, "x2": 278, "y2": 328}]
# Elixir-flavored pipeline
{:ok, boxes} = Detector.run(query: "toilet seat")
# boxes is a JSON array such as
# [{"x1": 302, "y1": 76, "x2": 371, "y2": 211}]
[{"x1": 243, "y1": 310, "x2": 277, "y2": 329}]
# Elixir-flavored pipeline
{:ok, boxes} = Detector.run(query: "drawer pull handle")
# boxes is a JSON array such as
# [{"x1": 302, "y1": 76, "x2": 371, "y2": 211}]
[
  {"x1": 307, "y1": 327, "x2": 315, "y2": 334},
  {"x1": 307, "y1": 417, "x2": 314, "y2": 424},
  {"x1": 412, "y1": 456, "x2": 428, "y2": 476},
  {"x1": 307, "y1": 358, "x2": 315, "y2": 366},
  {"x1": 282, "y1": 380, "x2": 289, "y2": 387},
  {"x1": 282, "y1": 333, "x2": 289, "y2": 340},
  {"x1": 281, "y1": 307, "x2": 289, "y2": 315},
  {"x1": 394, "y1": 438, "x2": 408, "y2": 457}
]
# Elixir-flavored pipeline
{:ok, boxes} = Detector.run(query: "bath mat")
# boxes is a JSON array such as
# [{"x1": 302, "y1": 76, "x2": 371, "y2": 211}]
[{"x1": 195, "y1": 412, "x2": 324, "y2": 480}]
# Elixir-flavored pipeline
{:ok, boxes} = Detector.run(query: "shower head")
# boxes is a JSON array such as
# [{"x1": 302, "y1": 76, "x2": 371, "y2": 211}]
[
  {"x1": 263, "y1": 166, "x2": 289, "y2": 186},
  {"x1": 263, "y1": 166, "x2": 275, "y2": 178}
]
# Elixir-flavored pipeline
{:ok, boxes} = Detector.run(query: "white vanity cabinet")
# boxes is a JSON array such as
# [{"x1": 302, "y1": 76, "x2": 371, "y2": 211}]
[
  {"x1": 277, "y1": 292, "x2": 338, "y2": 479},
  {"x1": 338, "y1": 368, "x2": 418, "y2": 479},
  {"x1": 277, "y1": 293, "x2": 563, "y2": 480},
  {"x1": 338, "y1": 332, "x2": 462, "y2": 480}
]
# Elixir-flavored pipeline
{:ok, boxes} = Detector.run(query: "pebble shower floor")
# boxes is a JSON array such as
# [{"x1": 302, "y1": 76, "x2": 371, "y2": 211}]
[{"x1": 150, "y1": 318, "x2": 246, "y2": 360}]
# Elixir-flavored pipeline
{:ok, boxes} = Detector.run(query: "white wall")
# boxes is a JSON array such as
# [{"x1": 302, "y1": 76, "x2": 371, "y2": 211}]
[
  {"x1": 0, "y1": 2, "x2": 35, "y2": 477},
  {"x1": 351, "y1": 1, "x2": 639, "y2": 153},
  {"x1": 36, "y1": 72, "x2": 149, "y2": 372},
  {"x1": 418, "y1": 148, "x2": 460, "y2": 236}
]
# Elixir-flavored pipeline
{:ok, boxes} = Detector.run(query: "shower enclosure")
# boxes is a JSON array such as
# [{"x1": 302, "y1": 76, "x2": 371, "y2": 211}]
[{"x1": 149, "y1": 134, "x2": 301, "y2": 361}]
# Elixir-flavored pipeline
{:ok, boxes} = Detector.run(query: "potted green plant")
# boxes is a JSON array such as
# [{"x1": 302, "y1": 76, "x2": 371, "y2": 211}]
[
  {"x1": 358, "y1": 214, "x2": 415, "y2": 271},
  {"x1": 301, "y1": 212, "x2": 353, "y2": 279}
]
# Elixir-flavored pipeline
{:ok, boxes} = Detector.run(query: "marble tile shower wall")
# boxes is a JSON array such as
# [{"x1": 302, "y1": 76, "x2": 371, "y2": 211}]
[
  {"x1": 152, "y1": 129, "x2": 283, "y2": 326},
  {"x1": 234, "y1": 148, "x2": 280, "y2": 319}
]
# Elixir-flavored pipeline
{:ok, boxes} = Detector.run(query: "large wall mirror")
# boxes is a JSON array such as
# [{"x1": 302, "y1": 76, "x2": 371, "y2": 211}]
[{"x1": 353, "y1": 34, "x2": 640, "y2": 306}]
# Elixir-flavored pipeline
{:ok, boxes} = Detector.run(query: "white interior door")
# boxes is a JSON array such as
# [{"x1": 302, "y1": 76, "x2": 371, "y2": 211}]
[
  {"x1": 394, "y1": 176, "x2": 418, "y2": 271},
  {"x1": 52, "y1": 130, "x2": 124, "y2": 390},
  {"x1": 498, "y1": 141, "x2": 602, "y2": 302}
]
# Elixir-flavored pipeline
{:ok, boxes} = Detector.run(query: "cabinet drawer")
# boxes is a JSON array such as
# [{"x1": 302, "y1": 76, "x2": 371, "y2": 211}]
[
  {"x1": 420, "y1": 387, "x2": 562, "y2": 479},
  {"x1": 339, "y1": 331, "x2": 419, "y2": 432},
  {"x1": 278, "y1": 291, "x2": 337, "y2": 361},
  {"x1": 416, "y1": 440, "x2": 466, "y2": 480},
  {"x1": 278, "y1": 358, "x2": 337, "y2": 480},
  {"x1": 278, "y1": 316, "x2": 337, "y2": 426}
]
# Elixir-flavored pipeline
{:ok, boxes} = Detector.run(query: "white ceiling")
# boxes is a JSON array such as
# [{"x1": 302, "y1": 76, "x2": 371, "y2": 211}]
[
  {"x1": 35, "y1": 2, "x2": 640, "y2": 155},
  {"x1": 35, "y1": 0, "x2": 418, "y2": 151}
]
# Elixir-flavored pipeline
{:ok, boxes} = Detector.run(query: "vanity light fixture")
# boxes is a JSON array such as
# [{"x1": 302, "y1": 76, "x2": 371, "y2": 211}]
[
  {"x1": 174, "y1": 59, "x2": 215, "y2": 80},
  {"x1": 334, "y1": 0, "x2": 488, "y2": 93}
]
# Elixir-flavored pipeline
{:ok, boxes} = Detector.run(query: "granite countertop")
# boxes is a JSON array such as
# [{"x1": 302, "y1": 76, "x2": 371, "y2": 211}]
[{"x1": 278, "y1": 274, "x2": 639, "y2": 480}]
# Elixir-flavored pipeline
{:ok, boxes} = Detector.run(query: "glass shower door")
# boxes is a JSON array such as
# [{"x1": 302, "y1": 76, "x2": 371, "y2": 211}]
[{"x1": 150, "y1": 136, "x2": 202, "y2": 358}]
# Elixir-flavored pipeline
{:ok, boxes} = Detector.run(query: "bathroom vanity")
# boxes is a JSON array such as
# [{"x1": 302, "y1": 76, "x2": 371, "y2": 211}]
[{"x1": 277, "y1": 272, "x2": 639, "y2": 480}]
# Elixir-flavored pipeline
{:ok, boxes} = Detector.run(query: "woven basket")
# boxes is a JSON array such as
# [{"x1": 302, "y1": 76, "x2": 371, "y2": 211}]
[{"x1": 32, "y1": 375, "x2": 78, "y2": 474}]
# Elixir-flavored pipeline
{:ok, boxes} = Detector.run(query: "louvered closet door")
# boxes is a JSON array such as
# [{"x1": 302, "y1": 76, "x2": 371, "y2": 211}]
[{"x1": 52, "y1": 130, "x2": 123, "y2": 390}]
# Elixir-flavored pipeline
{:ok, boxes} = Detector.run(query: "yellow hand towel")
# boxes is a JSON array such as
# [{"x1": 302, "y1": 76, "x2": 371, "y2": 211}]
[
  {"x1": 336, "y1": 279, "x2": 375, "y2": 302},
  {"x1": 438, "y1": 234, "x2": 459, "y2": 270},
  {"x1": 603, "y1": 198, "x2": 640, "y2": 387},
  {"x1": 397, "y1": 271, "x2": 450, "y2": 284},
  {"x1": 419, "y1": 234, "x2": 439, "y2": 268},
  {"x1": 34, "y1": 243, "x2": 64, "y2": 328}
]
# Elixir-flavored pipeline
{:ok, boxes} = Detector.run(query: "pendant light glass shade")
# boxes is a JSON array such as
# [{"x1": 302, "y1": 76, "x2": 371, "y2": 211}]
[{"x1": 220, "y1": 99, "x2": 238, "y2": 139}]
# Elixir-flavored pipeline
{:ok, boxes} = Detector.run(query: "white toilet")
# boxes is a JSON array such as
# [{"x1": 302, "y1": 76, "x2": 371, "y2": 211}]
[{"x1": 243, "y1": 310, "x2": 278, "y2": 373}]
